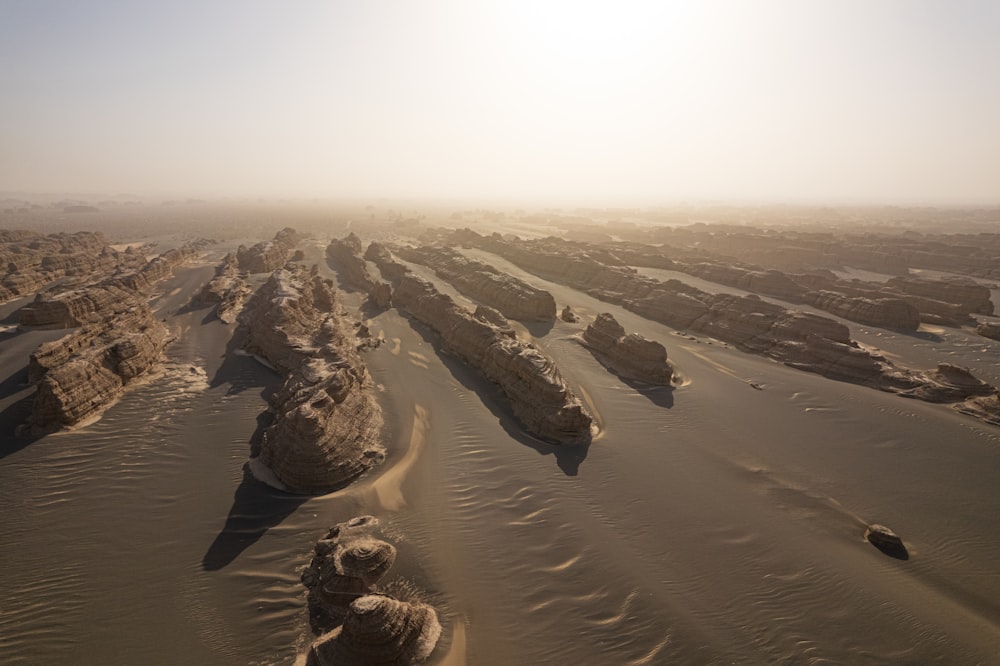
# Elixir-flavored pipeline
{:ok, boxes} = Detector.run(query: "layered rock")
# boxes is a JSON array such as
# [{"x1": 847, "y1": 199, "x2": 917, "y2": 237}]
[
  {"x1": 886, "y1": 276, "x2": 994, "y2": 316},
  {"x1": 582, "y1": 313, "x2": 673, "y2": 385},
  {"x1": 306, "y1": 594, "x2": 441, "y2": 666},
  {"x1": 24, "y1": 305, "x2": 169, "y2": 432},
  {"x1": 327, "y1": 233, "x2": 394, "y2": 307},
  {"x1": 976, "y1": 321, "x2": 1000, "y2": 341},
  {"x1": 368, "y1": 243, "x2": 592, "y2": 444},
  {"x1": 236, "y1": 226, "x2": 301, "y2": 274},
  {"x1": 395, "y1": 245, "x2": 556, "y2": 321},
  {"x1": 0, "y1": 230, "x2": 145, "y2": 303},
  {"x1": 193, "y1": 252, "x2": 250, "y2": 324},
  {"x1": 241, "y1": 265, "x2": 384, "y2": 493},
  {"x1": 804, "y1": 291, "x2": 921, "y2": 331},
  {"x1": 301, "y1": 516, "x2": 398, "y2": 632}
]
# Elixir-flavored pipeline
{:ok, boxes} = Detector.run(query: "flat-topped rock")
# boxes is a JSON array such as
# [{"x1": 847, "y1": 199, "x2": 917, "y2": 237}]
[
  {"x1": 236, "y1": 227, "x2": 300, "y2": 274},
  {"x1": 805, "y1": 290, "x2": 921, "y2": 331}
]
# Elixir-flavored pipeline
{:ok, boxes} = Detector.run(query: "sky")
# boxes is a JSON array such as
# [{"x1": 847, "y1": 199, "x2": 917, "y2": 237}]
[{"x1": 1, "y1": 0, "x2": 998, "y2": 205}]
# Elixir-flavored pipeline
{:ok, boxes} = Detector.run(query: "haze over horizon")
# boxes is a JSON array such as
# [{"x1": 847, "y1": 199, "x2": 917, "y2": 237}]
[{"x1": 2, "y1": 0, "x2": 998, "y2": 206}]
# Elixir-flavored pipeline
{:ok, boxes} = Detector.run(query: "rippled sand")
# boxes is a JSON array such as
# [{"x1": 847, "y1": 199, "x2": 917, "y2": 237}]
[{"x1": 2, "y1": 243, "x2": 999, "y2": 664}]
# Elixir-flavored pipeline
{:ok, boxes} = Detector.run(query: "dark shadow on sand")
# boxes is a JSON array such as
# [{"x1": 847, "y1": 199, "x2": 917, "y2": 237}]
[
  {"x1": 201, "y1": 463, "x2": 308, "y2": 571},
  {"x1": 522, "y1": 318, "x2": 556, "y2": 338},
  {"x1": 868, "y1": 540, "x2": 910, "y2": 561},
  {"x1": 0, "y1": 366, "x2": 28, "y2": 400},
  {"x1": 401, "y1": 313, "x2": 590, "y2": 476},
  {"x1": 208, "y1": 324, "x2": 283, "y2": 395},
  {"x1": 901, "y1": 328, "x2": 944, "y2": 343},
  {"x1": 0, "y1": 392, "x2": 40, "y2": 459}
]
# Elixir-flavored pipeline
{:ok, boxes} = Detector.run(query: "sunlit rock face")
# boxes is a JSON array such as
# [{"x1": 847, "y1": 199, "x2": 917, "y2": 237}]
[
  {"x1": 367, "y1": 243, "x2": 592, "y2": 445},
  {"x1": 886, "y1": 276, "x2": 994, "y2": 316},
  {"x1": 583, "y1": 313, "x2": 673, "y2": 385},
  {"x1": 396, "y1": 244, "x2": 557, "y2": 321},
  {"x1": 193, "y1": 252, "x2": 250, "y2": 324},
  {"x1": 241, "y1": 265, "x2": 384, "y2": 494},
  {"x1": 804, "y1": 291, "x2": 921, "y2": 331},
  {"x1": 236, "y1": 226, "x2": 301, "y2": 274},
  {"x1": 26, "y1": 304, "x2": 169, "y2": 432}
]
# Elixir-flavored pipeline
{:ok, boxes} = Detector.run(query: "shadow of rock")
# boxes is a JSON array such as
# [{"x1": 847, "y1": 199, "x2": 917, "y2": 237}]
[
  {"x1": 0, "y1": 366, "x2": 28, "y2": 400},
  {"x1": 523, "y1": 318, "x2": 556, "y2": 338},
  {"x1": 208, "y1": 324, "x2": 282, "y2": 395},
  {"x1": 868, "y1": 539, "x2": 910, "y2": 560},
  {"x1": 0, "y1": 393, "x2": 40, "y2": 459},
  {"x1": 201, "y1": 464, "x2": 308, "y2": 571},
  {"x1": 403, "y1": 314, "x2": 590, "y2": 476},
  {"x1": 621, "y1": 379, "x2": 675, "y2": 408}
]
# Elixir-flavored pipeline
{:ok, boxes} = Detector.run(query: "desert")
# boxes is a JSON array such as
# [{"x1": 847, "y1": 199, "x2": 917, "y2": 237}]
[{"x1": 1, "y1": 201, "x2": 999, "y2": 665}]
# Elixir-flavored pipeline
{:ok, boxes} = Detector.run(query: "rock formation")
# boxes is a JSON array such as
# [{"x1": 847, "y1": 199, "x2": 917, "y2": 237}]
[
  {"x1": 193, "y1": 252, "x2": 250, "y2": 324},
  {"x1": 865, "y1": 524, "x2": 908, "y2": 559},
  {"x1": 236, "y1": 226, "x2": 300, "y2": 274},
  {"x1": 582, "y1": 313, "x2": 673, "y2": 385},
  {"x1": 24, "y1": 304, "x2": 169, "y2": 432},
  {"x1": 306, "y1": 594, "x2": 441, "y2": 666},
  {"x1": 240, "y1": 265, "x2": 384, "y2": 493},
  {"x1": 886, "y1": 276, "x2": 994, "y2": 316},
  {"x1": 804, "y1": 291, "x2": 921, "y2": 331},
  {"x1": 326, "y1": 233, "x2": 394, "y2": 308},
  {"x1": 976, "y1": 321, "x2": 1000, "y2": 341},
  {"x1": 561, "y1": 305, "x2": 579, "y2": 322},
  {"x1": 395, "y1": 245, "x2": 556, "y2": 321},
  {"x1": 0, "y1": 230, "x2": 146, "y2": 304},
  {"x1": 301, "y1": 516, "x2": 398, "y2": 632},
  {"x1": 367, "y1": 242, "x2": 593, "y2": 444}
]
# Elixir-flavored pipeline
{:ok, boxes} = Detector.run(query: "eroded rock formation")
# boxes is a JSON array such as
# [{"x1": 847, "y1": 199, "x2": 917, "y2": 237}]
[
  {"x1": 240, "y1": 265, "x2": 384, "y2": 493},
  {"x1": 327, "y1": 233, "x2": 394, "y2": 308},
  {"x1": 976, "y1": 321, "x2": 1000, "y2": 341},
  {"x1": 367, "y1": 242, "x2": 593, "y2": 444},
  {"x1": 395, "y1": 245, "x2": 556, "y2": 321},
  {"x1": 582, "y1": 313, "x2": 673, "y2": 385},
  {"x1": 236, "y1": 226, "x2": 300, "y2": 274},
  {"x1": 193, "y1": 252, "x2": 250, "y2": 324},
  {"x1": 24, "y1": 304, "x2": 169, "y2": 432},
  {"x1": 804, "y1": 291, "x2": 921, "y2": 331}
]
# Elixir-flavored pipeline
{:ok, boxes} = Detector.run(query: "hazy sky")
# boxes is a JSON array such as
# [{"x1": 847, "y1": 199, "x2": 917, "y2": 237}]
[{"x1": 1, "y1": 0, "x2": 998, "y2": 204}]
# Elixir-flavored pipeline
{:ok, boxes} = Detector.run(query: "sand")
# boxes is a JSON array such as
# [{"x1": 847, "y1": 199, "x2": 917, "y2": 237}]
[{"x1": 1, "y1": 225, "x2": 999, "y2": 664}]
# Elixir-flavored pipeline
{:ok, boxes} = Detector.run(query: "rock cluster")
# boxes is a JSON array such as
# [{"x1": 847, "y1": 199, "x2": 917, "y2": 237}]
[
  {"x1": 453, "y1": 231, "x2": 1000, "y2": 426},
  {"x1": 24, "y1": 304, "x2": 169, "y2": 432},
  {"x1": 236, "y1": 226, "x2": 300, "y2": 274},
  {"x1": 582, "y1": 313, "x2": 673, "y2": 385},
  {"x1": 302, "y1": 516, "x2": 441, "y2": 666},
  {"x1": 193, "y1": 252, "x2": 250, "y2": 324},
  {"x1": 240, "y1": 265, "x2": 384, "y2": 493},
  {"x1": 396, "y1": 245, "x2": 556, "y2": 321},
  {"x1": 366, "y1": 242, "x2": 593, "y2": 444},
  {"x1": 326, "y1": 233, "x2": 394, "y2": 307},
  {"x1": 0, "y1": 230, "x2": 146, "y2": 303}
]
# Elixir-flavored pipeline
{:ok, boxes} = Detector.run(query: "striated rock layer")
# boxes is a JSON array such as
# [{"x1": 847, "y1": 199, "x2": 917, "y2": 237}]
[
  {"x1": 452, "y1": 231, "x2": 1000, "y2": 427},
  {"x1": 367, "y1": 242, "x2": 592, "y2": 444},
  {"x1": 241, "y1": 265, "x2": 384, "y2": 493},
  {"x1": 395, "y1": 244, "x2": 556, "y2": 321},
  {"x1": 236, "y1": 226, "x2": 301, "y2": 274},
  {"x1": 25, "y1": 305, "x2": 169, "y2": 432},
  {"x1": 193, "y1": 252, "x2": 250, "y2": 324},
  {"x1": 326, "y1": 233, "x2": 393, "y2": 307},
  {"x1": 582, "y1": 313, "x2": 673, "y2": 385}
]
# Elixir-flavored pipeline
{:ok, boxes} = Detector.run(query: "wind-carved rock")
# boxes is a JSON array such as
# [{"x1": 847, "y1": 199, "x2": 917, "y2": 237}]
[
  {"x1": 367, "y1": 242, "x2": 593, "y2": 444},
  {"x1": 976, "y1": 321, "x2": 1000, "y2": 341},
  {"x1": 236, "y1": 226, "x2": 301, "y2": 274},
  {"x1": 804, "y1": 291, "x2": 921, "y2": 331},
  {"x1": 395, "y1": 245, "x2": 556, "y2": 321},
  {"x1": 301, "y1": 516, "x2": 442, "y2": 666},
  {"x1": 582, "y1": 313, "x2": 673, "y2": 385},
  {"x1": 193, "y1": 252, "x2": 250, "y2": 324},
  {"x1": 241, "y1": 265, "x2": 384, "y2": 493},
  {"x1": 455, "y1": 231, "x2": 1000, "y2": 428},
  {"x1": 24, "y1": 304, "x2": 169, "y2": 433},
  {"x1": 886, "y1": 276, "x2": 994, "y2": 317},
  {"x1": 326, "y1": 233, "x2": 393, "y2": 308},
  {"x1": 561, "y1": 305, "x2": 580, "y2": 322}
]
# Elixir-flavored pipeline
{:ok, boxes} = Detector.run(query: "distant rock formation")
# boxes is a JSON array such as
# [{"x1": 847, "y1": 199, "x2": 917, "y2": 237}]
[
  {"x1": 453, "y1": 230, "x2": 1000, "y2": 427},
  {"x1": 301, "y1": 516, "x2": 398, "y2": 632},
  {"x1": 24, "y1": 304, "x2": 169, "y2": 433},
  {"x1": 561, "y1": 305, "x2": 579, "y2": 322},
  {"x1": 886, "y1": 276, "x2": 994, "y2": 316},
  {"x1": 367, "y1": 242, "x2": 593, "y2": 444},
  {"x1": 240, "y1": 265, "x2": 384, "y2": 493},
  {"x1": 804, "y1": 290, "x2": 921, "y2": 331},
  {"x1": 236, "y1": 226, "x2": 300, "y2": 274},
  {"x1": 193, "y1": 252, "x2": 250, "y2": 324},
  {"x1": 395, "y1": 245, "x2": 556, "y2": 321},
  {"x1": 326, "y1": 233, "x2": 393, "y2": 308},
  {"x1": 582, "y1": 313, "x2": 673, "y2": 385}
]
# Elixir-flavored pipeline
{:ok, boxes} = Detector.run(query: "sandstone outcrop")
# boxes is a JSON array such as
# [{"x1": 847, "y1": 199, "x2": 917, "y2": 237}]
[
  {"x1": 240, "y1": 265, "x2": 384, "y2": 493},
  {"x1": 327, "y1": 233, "x2": 394, "y2": 308},
  {"x1": 886, "y1": 276, "x2": 994, "y2": 316},
  {"x1": 367, "y1": 243, "x2": 593, "y2": 444},
  {"x1": 0, "y1": 230, "x2": 145, "y2": 303},
  {"x1": 976, "y1": 321, "x2": 1000, "y2": 341},
  {"x1": 193, "y1": 252, "x2": 250, "y2": 324},
  {"x1": 561, "y1": 305, "x2": 579, "y2": 322},
  {"x1": 24, "y1": 305, "x2": 169, "y2": 432},
  {"x1": 306, "y1": 594, "x2": 441, "y2": 666},
  {"x1": 582, "y1": 313, "x2": 673, "y2": 385},
  {"x1": 395, "y1": 245, "x2": 556, "y2": 321},
  {"x1": 236, "y1": 226, "x2": 300, "y2": 274},
  {"x1": 804, "y1": 291, "x2": 921, "y2": 331},
  {"x1": 865, "y1": 524, "x2": 908, "y2": 558},
  {"x1": 301, "y1": 516, "x2": 398, "y2": 632}
]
